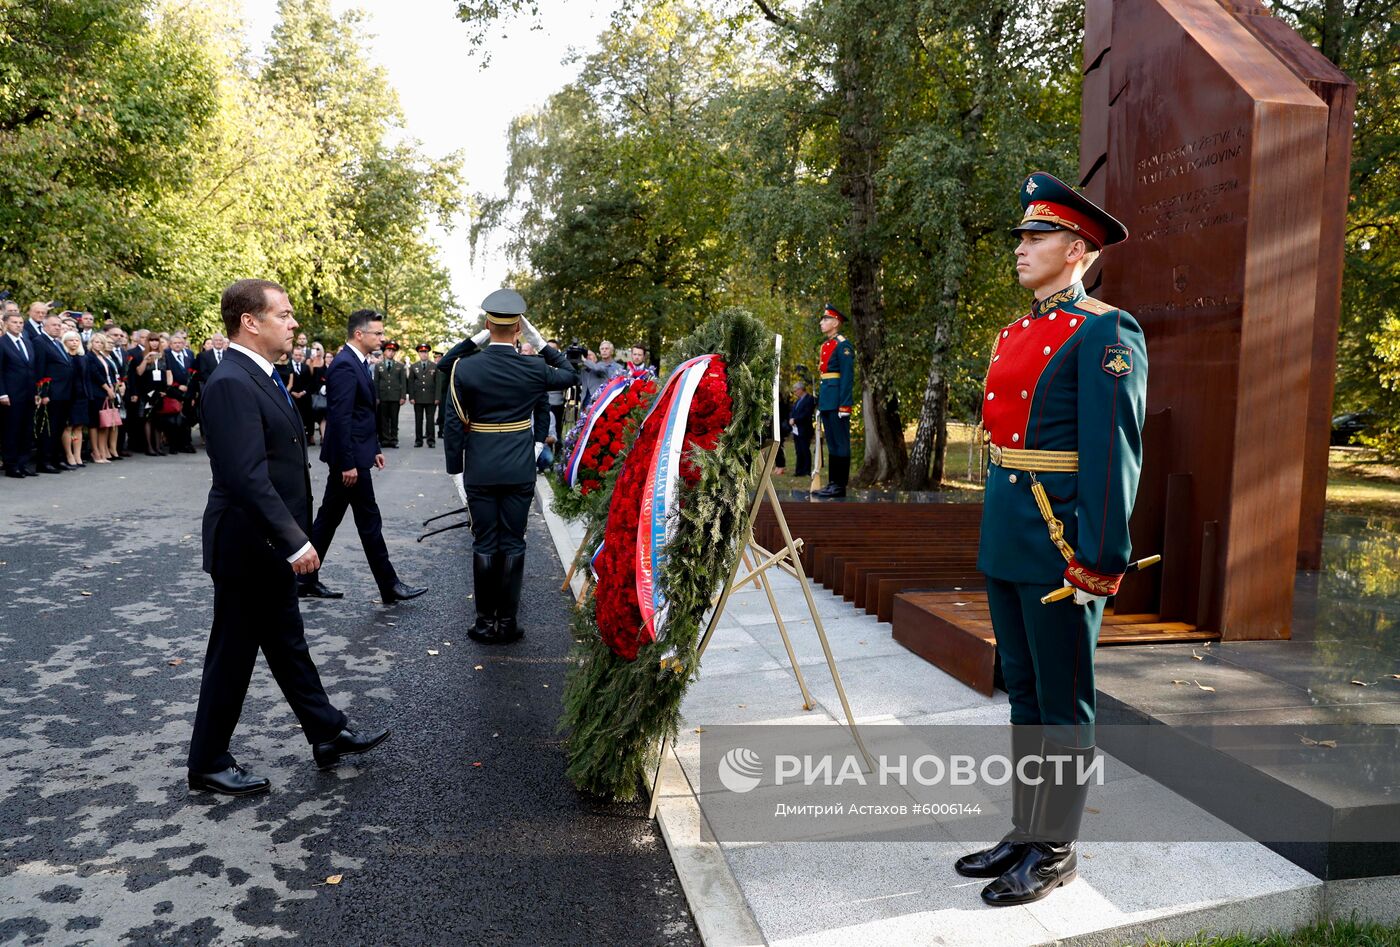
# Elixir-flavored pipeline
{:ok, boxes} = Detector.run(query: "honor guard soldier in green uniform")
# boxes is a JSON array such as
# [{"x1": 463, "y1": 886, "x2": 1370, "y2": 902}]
[
  {"x1": 812, "y1": 305, "x2": 855, "y2": 498},
  {"x1": 374, "y1": 339, "x2": 408, "y2": 447},
  {"x1": 955, "y1": 171, "x2": 1147, "y2": 906},
  {"x1": 442, "y1": 289, "x2": 577, "y2": 644},
  {"x1": 408, "y1": 343, "x2": 439, "y2": 448}
]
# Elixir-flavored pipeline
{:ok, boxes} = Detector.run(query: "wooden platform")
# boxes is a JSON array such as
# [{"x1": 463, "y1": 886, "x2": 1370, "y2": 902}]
[{"x1": 892, "y1": 591, "x2": 1220, "y2": 695}]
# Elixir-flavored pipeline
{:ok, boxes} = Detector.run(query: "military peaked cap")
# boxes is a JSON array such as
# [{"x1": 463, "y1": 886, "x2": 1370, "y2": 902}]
[
  {"x1": 482, "y1": 288, "x2": 527, "y2": 325},
  {"x1": 819, "y1": 304, "x2": 845, "y2": 324},
  {"x1": 1012, "y1": 171, "x2": 1128, "y2": 249}
]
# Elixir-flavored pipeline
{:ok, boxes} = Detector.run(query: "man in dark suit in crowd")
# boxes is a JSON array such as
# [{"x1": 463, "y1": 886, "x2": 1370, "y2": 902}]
[
  {"x1": 443, "y1": 289, "x2": 577, "y2": 643},
  {"x1": 188, "y1": 279, "x2": 389, "y2": 796},
  {"x1": 32, "y1": 312, "x2": 77, "y2": 472},
  {"x1": 163, "y1": 331, "x2": 197, "y2": 453},
  {"x1": 789, "y1": 380, "x2": 816, "y2": 477},
  {"x1": 298, "y1": 309, "x2": 427, "y2": 604},
  {"x1": 287, "y1": 346, "x2": 317, "y2": 444},
  {"x1": 190, "y1": 332, "x2": 227, "y2": 447},
  {"x1": 24, "y1": 301, "x2": 47, "y2": 345},
  {"x1": 1, "y1": 307, "x2": 39, "y2": 477}
]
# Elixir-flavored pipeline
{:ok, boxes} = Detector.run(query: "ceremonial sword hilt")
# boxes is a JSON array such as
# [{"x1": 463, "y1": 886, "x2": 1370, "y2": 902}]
[{"x1": 1039, "y1": 555, "x2": 1162, "y2": 605}]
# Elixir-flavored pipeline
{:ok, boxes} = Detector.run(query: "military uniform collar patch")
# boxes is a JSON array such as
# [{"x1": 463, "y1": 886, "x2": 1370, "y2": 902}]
[{"x1": 1033, "y1": 282, "x2": 1085, "y2": 317}]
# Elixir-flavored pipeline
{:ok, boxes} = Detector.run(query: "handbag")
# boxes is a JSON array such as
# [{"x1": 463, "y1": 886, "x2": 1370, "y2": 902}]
[
  {"x1": 159, "y1": 395, "x2": 183, "y2": 416},
  {"x1": 312, "y1": 392, "x2": 327, "y2": 412},
  {"x1": 98, "y1": 398, "x2": 121, "y2": 429}
]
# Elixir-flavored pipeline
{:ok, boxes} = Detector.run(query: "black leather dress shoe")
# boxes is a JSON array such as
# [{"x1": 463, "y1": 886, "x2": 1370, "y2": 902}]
[
  {"x1": 313, "y1": 727, "x2": 390, "y2": 769},
  {"x1": 4, "y1": 471, "x2": 24, "y2": 480},
  {"x1": 298, "y1": 580, "x2": 344, "y2": 599},
  {"x1": 381, "y1": 581, "x2": 427, "y2": 603},
  {"x1": 981, "y1": 842, "x2": 1076, "y2": 906},
  {"x1": 188, "y1": 764, "x2": 271, "y2": 796},
  {"x1": 956, "y1": 836, "x2": 1032, "y2": 879}
]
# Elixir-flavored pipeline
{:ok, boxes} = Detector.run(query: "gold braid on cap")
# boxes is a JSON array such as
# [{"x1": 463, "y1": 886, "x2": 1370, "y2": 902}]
[{"x1": 485, "y1": 313, "x2": 520, "y2": 326}]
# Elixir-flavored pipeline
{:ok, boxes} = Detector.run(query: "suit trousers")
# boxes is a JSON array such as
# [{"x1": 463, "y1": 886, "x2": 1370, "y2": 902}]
[
  {"x1": 466, "y1": 482, "x2": 534, "y2": 556},
  {"x1": 309, "y1": 468, "x2": 399, "y2": 594},
  {"x1": 986, "y1": 576, "x2": 1103, "y2": 747},
  {"x1": 792, "y1": 424, "x2": 813, "y2": 476},
  {"x1": 42, "y1": 399, "x2": 71, "y2": 464},
  {"x1": 187, "y1": 561, "x2": 346, "y2": 771},
  {"x1": 1, "y1": 398, "x2": 35, "y2": 471},
  {"x1": 377, "y1": 401, "x2": 400, "y2": 445},
  {"x1": 413, "y1": 404, "x2": 435, "y2": 444},
  {"x1": 820, "y1": 409, "x2": 850, "y2": 458}
]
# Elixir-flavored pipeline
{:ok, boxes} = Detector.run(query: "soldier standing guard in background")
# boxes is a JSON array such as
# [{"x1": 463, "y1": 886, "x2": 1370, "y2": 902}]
[
  {"x1": 955, "y1": 171, "x2": 1147, "y2": 907},
  {"x1": 374, "y1": 339, "x2": 407, "y2": 448},
  {"x1": 811, "y1": 305, "x2": 854, "y2": 498},
  {"x1": 442, "y1": 290, "x2": 577, "y2": 645},
  {"x1": 408, "y1": 343, "x2": 439, "y2": 448}
]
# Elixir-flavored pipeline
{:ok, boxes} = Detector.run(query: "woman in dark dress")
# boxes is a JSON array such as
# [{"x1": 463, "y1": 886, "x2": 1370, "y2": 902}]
[
  {"x1": 308, "y1": 343, "x2": 328, "y2": 443},
  {"x1": 85, "y1": 333, "x2": 120, "y2": 463},
  {"x1": 127, "y1": 336, "x2": 167, "y2": 456},
  {"x1": 60, "y1": 332, "x2": 91, "y2": 467}
]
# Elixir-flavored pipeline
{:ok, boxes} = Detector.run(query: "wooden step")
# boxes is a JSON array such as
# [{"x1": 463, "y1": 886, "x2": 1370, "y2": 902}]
[{"x1": 891, "y1": 590, "x2": 1218, "y2": 695}]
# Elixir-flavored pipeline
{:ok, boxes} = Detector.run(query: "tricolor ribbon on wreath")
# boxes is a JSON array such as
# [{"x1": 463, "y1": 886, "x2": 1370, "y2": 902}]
[
  {"x1": 635, "y1": 354, "x2": 720, "y2": 640},
  {"x1": 564, "y1": 373, "x2": 632, "y2": 488}
]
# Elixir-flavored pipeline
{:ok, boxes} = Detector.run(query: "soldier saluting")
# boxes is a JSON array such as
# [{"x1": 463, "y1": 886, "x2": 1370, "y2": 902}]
[
  {"x1": 442, "y1": 289, "x2": 577, "y2": 644},
  {"x1": 955, "y1": 172, "x2": 1147, "y2": 906}
]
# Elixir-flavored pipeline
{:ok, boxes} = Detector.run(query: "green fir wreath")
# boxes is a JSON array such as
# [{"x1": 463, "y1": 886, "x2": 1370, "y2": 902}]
[{"x1": 560, "y1": 307, "x2": 776, "y2": 801}]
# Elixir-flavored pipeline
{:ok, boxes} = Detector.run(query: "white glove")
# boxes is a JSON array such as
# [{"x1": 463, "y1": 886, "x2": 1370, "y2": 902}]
[
  {"x1": 470, "y1": 326, "x2": 490, "y2": 346},
  {"x1": 519, "y1": 314, "x2": 545, "y2": 352},
  {"x1": 533, "y1": 442, "x2": 544, "y2": 462},
  {"x1": 451, "y1": 471, "x2": 467, "y2": 506},
  {"x1": 1064, "y1": 579, "x2": 1106, "y2": 607}
]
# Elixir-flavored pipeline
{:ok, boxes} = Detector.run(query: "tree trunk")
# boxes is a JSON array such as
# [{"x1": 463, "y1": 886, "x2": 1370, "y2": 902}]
[
  {"x1": 1320, "y1": 0, "x2": 1344, "y2": 66},
  {"x1": 904, "y1": 278, "x2": 960, "y2": 489},
  {"x1": 836, "y1": 25, "x2": 906, "y2": 485}
]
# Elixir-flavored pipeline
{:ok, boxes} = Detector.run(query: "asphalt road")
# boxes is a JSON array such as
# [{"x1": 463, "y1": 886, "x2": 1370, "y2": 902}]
[{"x1": 0, "y1": 435, "x2": 698, "y2": 945}]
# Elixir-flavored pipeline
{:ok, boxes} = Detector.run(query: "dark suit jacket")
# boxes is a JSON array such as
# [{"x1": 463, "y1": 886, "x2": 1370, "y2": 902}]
[
  {"x1": 164, "y1": 347, "x2": 195, "y2": 387},
  {"x1": 83, "y1": 352, "x2": 114, "y2": 403},
  {"x1": 32, "y1": 333, "x2": 76, "y2": 401},
  {"x1": 790, "y1": 392, "x2": 816, "y2": 434},
  {"x1": 287, "y1": 361, "x2": 316, "y2": 419},
  {"x1": 319, "y1": 347, "x2": 380, "y2": 473},
  {"x1": 23, "y1": 321, "x2": 44, "y2": 345},
  {"x1": 199, "y1": 348, "x2": 313, "y2": 576},
  {"x1": 445, "y1": 343, "x2": 577, "y2": 485},
  {"x1": 0, "y1": 333, "x2": 37, "y2": 403}
]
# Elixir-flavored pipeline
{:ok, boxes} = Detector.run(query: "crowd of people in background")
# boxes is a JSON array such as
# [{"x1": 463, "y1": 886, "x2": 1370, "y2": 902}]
[
  {"x1": 1, "y1": 299, "x2": 819, "y2": 485},
  {"x1": 0, "y1": 298, "x2": 450, "y2": 482}
]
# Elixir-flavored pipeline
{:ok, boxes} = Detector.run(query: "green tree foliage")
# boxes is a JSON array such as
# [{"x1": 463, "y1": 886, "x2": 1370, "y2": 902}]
[
  {"x1": 1270, "y1": 0, "x2": 1400, "y2": 457},
  {"x1": 0, "y1": 0, "x2": 464, "y2": 344},
  {"x1": 474, "y1": 3, "x2": 773, "y2": 360}
]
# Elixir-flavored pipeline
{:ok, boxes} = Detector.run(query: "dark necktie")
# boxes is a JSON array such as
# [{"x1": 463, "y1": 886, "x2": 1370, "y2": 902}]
[
  {"x1": 13, "y1": 336, "x2": 26, "y2": 361},
  {"x1": 215, "y1": 349, "x2": 222, "y2": 364},
  {"x1": 271, "y1": 370, "x2": 294, "y2": 408}
]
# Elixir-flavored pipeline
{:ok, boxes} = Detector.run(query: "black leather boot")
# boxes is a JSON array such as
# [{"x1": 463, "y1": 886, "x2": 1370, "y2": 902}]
[
  {"x1": 467, "y1": 552, "x2": 498, "y2": 642},
  {"x1": 493, "y1": 553, "x2": 526, "y2": 643},
  {"x1": 981, "y1": 742, "x2": 1094, "y2": 906},
  {"x1": 955, "y1": 728, "x2": 1041, "y2": 878}
]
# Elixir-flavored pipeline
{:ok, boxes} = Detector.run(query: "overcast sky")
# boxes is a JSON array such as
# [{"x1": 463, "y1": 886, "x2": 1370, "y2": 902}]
[{"x1": 241, "y1": 0, "x2": 607, "y2": 320}]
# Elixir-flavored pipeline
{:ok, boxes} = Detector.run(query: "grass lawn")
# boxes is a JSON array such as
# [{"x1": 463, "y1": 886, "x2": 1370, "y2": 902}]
[{"x1": 1142, "y1": 918, "x2": 1400, "y2": 946}]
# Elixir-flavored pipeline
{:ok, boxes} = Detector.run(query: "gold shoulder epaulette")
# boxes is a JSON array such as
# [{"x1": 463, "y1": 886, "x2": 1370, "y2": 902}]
[{"x1": 1076, "y1": 297, "x2": 1116, "y2": 315}]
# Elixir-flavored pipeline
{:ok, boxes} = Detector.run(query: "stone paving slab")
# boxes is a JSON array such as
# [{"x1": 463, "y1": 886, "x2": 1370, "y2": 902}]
[{"x1": 537, "y1": 489, "x2": 1387, "y2": 945}]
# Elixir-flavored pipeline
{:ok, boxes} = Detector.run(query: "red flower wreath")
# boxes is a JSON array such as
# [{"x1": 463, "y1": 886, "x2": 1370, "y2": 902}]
[
  {"x1": 574, "y1": 378, "x2": 656, "y2": 495},
  {"x1": 594, "y1": 360, "x2": 732, "y2": 660}
]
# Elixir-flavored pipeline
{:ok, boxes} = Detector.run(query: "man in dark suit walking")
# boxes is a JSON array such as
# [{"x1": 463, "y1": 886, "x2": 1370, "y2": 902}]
[
  {"x1": 188, "y1": 279, "x2": 389, "y2": 796},
  {"x1": 443, "y1": 289, "x2": 577, "y2": 643},
  {"x1": 0, "y1": 307, "x2": 39, "y2": 477},
  {"x1": 298, "y1": 309, "x2": 427, "y2": 604}
]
